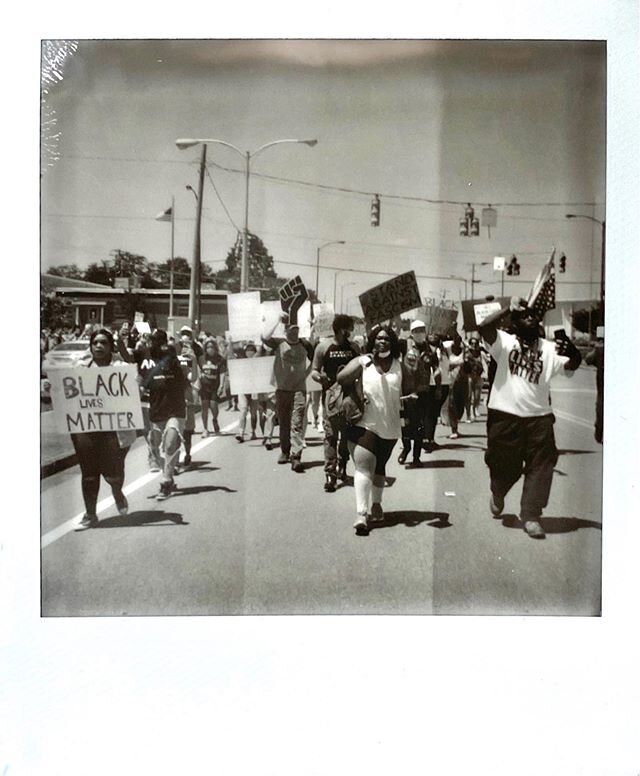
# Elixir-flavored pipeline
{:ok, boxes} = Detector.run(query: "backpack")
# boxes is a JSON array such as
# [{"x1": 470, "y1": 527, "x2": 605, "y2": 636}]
[{"x1": 324, "y1": 363, "x2": 367, "y2": 424}]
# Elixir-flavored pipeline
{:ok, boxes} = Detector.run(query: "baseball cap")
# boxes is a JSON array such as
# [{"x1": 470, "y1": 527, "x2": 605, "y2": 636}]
[
  {"x1": 179, "y1": 325, "x2": 193, "y2": 334},
  {"x1": 410, "y1": 320, "x2": 426, "y2": 332}
]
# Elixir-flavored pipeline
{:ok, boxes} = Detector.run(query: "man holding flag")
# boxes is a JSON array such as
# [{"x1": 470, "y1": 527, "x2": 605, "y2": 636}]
[{"x1": 477, "y1": 251, "x2": 582, "y2": 539}]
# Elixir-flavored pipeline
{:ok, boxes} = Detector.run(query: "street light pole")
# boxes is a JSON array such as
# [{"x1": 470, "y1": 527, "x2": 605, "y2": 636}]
[
  {"x1": 565, "y1": 213, "x2": 606, "y2": 315},
  {"x1": 176, "y1": 137, "x2": 317, "y2": 294},
  {"x1": 189, "y1": 144, "x2": 207, "y2": 332},
  {"x1": 316, "y1": 240, "x2": 345, "y2": 301}
]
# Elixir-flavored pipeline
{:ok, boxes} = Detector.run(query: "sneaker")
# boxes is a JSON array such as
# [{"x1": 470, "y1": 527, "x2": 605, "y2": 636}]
[
  {"x1": 277, "y1": 452, "x2": 290, "y2": 464},
  {"x1": 465, "y1": 418, "x2": 472, "y2": 424},
  {"x1": 149, "y1": 464, "x2": 161, "y2": 473},
  {"x1": 448, "y1": 432, "x2": 459, "y2": 440},
  {"x1": 370, "y1": 502, "x2": 384, "y2": 522},
  {"x1": 235, "y1": 434, "x2": 245, "y2": 443},
  {"x1": 489, "y1": 494, "x2": 504, "y2": 517},
  {"x1": 408, "y1": 458, "x2": 421, "y2": 468},
  {"x1": 523, "y1": 519, "x2": 546, "y2": 539},
  {"x1": 250, "y1": 432, "x2": 257, "y2": 440},
  {"x1": 213, "y1": 421, "x2": 220, "y2": 434},
  {"x1": 156, "y1": 481, "x2": 174, "y2": 501},
  {"x1": 324, "y1": 474, "x2": 337, "y2": 493},
  {"x1": 202, "y1": 429, "x2": 210, "y2": 438},
  {"x1": 265, "y1": 442, "x2": 274, "y2": 451},
  {"x1": 353, "y1": 514, "x2": 369, "y2": 535},
  {"x1": 184, "y1": 454, "x2": 192, "y2": 466},
  {"x1": 398, "y1": 450, "x2": 408, "y2": 464},
  {"x1": 75, "y1": 513, "x2": 98, "y2": 531},
  {"x1": 291, "y1": 459, "x2": 304, "y2": 473},
  {"x1": 115, "y1": 495, "x2": 128, "y2": 516}
]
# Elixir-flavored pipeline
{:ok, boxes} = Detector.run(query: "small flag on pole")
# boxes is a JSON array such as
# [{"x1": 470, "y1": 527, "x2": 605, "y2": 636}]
[
  {"x1": 527, "y1": 249, "x2": 556, "y2": 320},
  {"x1": 155, "y1": 207, "x2": 172, "y2": 222}
]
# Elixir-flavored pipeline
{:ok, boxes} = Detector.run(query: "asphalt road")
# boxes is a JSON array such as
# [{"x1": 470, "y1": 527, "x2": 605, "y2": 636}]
[{"x1": 41, "y1": 366, "x2": 602, "y2": 616}]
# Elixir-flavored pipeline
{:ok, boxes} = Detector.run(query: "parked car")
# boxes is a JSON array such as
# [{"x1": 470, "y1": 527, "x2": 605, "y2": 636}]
[{"x1": 41, "y1": 340, "x2": 90, "y2": 377}]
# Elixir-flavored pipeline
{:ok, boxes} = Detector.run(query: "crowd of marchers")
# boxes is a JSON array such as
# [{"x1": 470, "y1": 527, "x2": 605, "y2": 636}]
[{"x1": 43, "y1": 300, "x2": 602, "y2": 540}]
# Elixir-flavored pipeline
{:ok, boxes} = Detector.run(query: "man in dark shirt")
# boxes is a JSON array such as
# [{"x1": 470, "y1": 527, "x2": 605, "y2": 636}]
[
  {"x1": 144, "y1": 330, "x2": 187, "y2": 500},
  {"x1": 263, "y1": 313, "x2": 315, "y2": 472},
  {"x1": 311, "y1": 314, "x2": 360, "y2": 491}
]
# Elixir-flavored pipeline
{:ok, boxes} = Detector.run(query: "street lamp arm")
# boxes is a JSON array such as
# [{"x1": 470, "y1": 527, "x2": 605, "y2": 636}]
[
  {"x1": 565, "y1": 213, "x2": 603, "y2": 226},
  {"x1": 251, "y1": 138, "x2": 318, "y2": 158},
  {"x1": 176, "y1": 137, "x2": 245, "y2": 159}
]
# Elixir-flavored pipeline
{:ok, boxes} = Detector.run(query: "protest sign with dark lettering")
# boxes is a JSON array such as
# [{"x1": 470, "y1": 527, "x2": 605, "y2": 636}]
[
  {"x1": 358, "y1": 271, "x2": 422, "y2": 325},
  {"x1": 49, "y1": 364, "x2": 144, "y2": 434}
]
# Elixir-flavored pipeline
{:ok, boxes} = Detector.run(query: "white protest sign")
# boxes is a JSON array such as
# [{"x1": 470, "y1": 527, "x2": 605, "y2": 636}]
[
  {"x1": 135, "y1": 321, "x2": 151, "y2": 334},
  {"x1": 227, "y1": 356, "x2": 276, "y2": 395},
  {"x1": 261, "y1": 301, "x2": 286, "y2": 338},
  {"x1": 228, "y1": 291, "x2": 263, "y2": 341},
  {"x1": 473, "y1": 301, "x2": 502, "y2": 326},
  {"x1": 493, "y1": 256, "x2": 506, "y2": 271},
  {"x1": 312, "y1": 303, "x2": 335, "y2": 339},
  {"x1": 298, "y1": 300, "x2": 312, "y2": 338},
  {"x1": 49, "y1": 364, "x2": 144, "y2": 434},
  {"x1": 134, "y1": 311, "x2": 144, "y2": 323}
]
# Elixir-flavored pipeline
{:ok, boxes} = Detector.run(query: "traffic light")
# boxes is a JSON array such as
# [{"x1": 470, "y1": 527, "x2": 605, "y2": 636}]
[
  {"x1": 370, "y1": 194, "x2": 380, "y2": 227},
  {"x1": 459, "y1": 217, "x2": 469, "y2": 236},
  {"x1": 559, "y1": 253, "x2": 566, "y2": 273},
  {"x1": 507, "y1": 255, "x2": 520, "y2": 276},
  {"x1": 470, "y1": 218, "x2": 480, "y2": 236},
  {"x1": 459, "y1": 203, "x2": 481, "y2": 238}
]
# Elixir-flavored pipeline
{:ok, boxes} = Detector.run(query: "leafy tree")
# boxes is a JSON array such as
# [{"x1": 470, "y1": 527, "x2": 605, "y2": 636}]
[
  {"x1": 213, "y1": 232, "x2": 304, "y2": 301},
  {"x1": 149, "y1": 257, "x2": 216, "y2": 289},
  {"x1": 46, "y1": 263, "x2": 84, "y2": 279},
  {"x1": 84, "y1": 261, "x2": 115, "y2": 286},
  {"x1": 41, "y1": 288, "x2": 73, "y2": 330}
]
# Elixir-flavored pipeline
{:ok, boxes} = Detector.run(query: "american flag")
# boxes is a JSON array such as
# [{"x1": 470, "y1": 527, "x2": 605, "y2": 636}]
[{"x1": 527, "y1": 250, "x2": 556, "y2": 319}]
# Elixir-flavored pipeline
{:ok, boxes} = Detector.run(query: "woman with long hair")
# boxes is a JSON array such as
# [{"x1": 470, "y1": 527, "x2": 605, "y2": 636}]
[
  {"x1": 71, "y1": 328, "x2": 136, "y2": 530},
  {"x1": 337, "y1": 324, "x2": 404, "y2": 535},
  {"x1": 199, "y1": 337, "x2": 227, "y2": 436}
]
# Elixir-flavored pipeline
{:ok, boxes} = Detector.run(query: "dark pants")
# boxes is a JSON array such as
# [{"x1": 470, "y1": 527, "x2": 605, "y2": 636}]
[
  {"x1": 323, "y1": 412, "x2": 349, "y2": 476},
  {"x1": 424, "y1": 385, "x2": 449, "y2": 441},
  {"x1": 484, "y1": 409, "x2": 559, "y2": 520},
  {"x1": 71, "y1": 432, "x2": 128, "y2": 516},
  {"x1": 401, "y1": 395, "x2": 425, "y2": 460},
  {"x1": 275, "y1": 389, "x2": 306, "y2": 459}
]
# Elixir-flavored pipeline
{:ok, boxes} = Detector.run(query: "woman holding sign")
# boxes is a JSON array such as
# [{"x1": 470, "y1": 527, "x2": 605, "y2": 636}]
[
  {"x1": 72, "y1": 329, "x2": 135, "y2": 530},
  {"x1": 337, "y1": 324, "x2": 404, "y2": 536}
]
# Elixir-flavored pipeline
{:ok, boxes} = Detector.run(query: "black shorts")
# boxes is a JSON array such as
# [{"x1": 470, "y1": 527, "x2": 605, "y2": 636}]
[
  {"x1": 346, "y1": 426, "x2": 397, "y2": 476},
  {"x1": 199, "y1": 381, "x2": 219, "y2": 402}
]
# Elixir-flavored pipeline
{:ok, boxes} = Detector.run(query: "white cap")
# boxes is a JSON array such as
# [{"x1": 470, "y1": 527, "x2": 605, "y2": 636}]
[
  {"x1": 410, "y1": 320, "x2": 426, "y2": 332},
  {"x1": 179, "y1": 325, "x2": 192, "y2": 334}
]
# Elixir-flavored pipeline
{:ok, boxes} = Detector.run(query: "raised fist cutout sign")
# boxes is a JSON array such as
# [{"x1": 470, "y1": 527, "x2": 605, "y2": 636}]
[{"x1": 279, "y1": 275, "x2": 309, "y2": 326}]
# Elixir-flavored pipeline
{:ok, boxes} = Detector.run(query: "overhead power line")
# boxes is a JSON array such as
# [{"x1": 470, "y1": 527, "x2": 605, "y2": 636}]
[{"x1": 56, "y1": 154, "x2": 600, "y2": 209}]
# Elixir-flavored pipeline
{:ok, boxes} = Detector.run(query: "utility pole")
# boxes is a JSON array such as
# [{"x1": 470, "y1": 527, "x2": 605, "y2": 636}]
[{"x1": 189, "y1": 144, "x2": 206, "y2": 332}]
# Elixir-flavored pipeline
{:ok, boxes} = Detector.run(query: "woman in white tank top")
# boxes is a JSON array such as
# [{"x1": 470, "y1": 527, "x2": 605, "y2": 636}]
[{"x1": 337, "y1": 325, "x2": 405, "y2": 535}]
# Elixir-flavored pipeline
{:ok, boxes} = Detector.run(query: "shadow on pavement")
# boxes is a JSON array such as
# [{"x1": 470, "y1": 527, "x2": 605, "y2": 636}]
[
  {"x1": 368, "y1": 510, "x2": 451, "y2": 532},
  {"x1": 180, "y1": 463, "x2": 220, "y2": 473},
  {"x1": 95, "y1": 510, "x2": 187, "y2": 528},
  {"x1": 301, "y1": 460, "x2": 325, "y2": 471},
  {"x1": 557, "y1": 449, "x2": 598, "y2": 456},
  {"x1": 501, "y1": 514, "x2": 602, "y2": 533},
  {"x1": 171, "y1": 484, "x2": 237, "y2": 496},
  {"x1": 413, "y1": 459, "x2": 464, "y2": 469}
]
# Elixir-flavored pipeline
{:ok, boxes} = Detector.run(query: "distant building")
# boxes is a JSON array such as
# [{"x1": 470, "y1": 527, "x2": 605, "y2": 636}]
[{"x1": 41, "y1": 275, "x2": 230, "y2": 334}]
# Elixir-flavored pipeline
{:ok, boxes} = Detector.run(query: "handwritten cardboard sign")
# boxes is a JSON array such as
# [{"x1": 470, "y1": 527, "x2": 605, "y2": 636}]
[
  {"x1": 359, "y1": 271, "x2": 422, "y2": 325},
  {"x1": 227, "y1": 356, "x2": 276, "y2": 395},
  {"x1": 279, "y1": 275, "x2": 308, "y2": 325},
  {"x1": 228, "y1": 291, "x2": 263, "y2": 341},
  {"x1": 49, "y1": 364, "x2": 144, "y2": 434},
  {"x1": 312, "y1": 303, "x2": 335, "y2": 339}
]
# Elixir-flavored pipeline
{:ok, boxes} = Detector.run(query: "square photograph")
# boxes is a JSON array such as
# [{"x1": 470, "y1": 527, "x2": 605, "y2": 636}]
[{"x1": 40, "y1": 39, "x2": 604, "y2": 616}]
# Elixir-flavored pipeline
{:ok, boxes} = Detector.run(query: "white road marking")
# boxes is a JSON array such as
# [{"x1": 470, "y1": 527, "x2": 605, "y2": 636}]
[
  {"x1": 41, "y1": 421, "x2": 238, "y2": 550},
  {"x1": 553, "y1": 408, "x2": 595, "y2": 430},
  {"x1": 550, "y1": 388, "x2": 596, "y2": 393}
]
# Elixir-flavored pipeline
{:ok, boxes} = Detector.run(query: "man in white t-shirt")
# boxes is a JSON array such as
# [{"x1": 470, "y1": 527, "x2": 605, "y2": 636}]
[{"x1": 478, "y1": 296, "x2": 582, "y2": 539}]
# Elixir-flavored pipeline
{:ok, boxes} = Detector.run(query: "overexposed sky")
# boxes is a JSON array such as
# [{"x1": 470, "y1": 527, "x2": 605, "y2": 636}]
[{"x1": 41, "y1": 39, "x2": 605, "y2": 306}]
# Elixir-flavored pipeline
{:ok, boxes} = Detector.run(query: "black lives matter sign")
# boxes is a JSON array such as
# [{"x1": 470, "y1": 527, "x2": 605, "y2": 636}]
[{"x1": 359, "y1": 271, "x2": 422, "y2": 325}]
